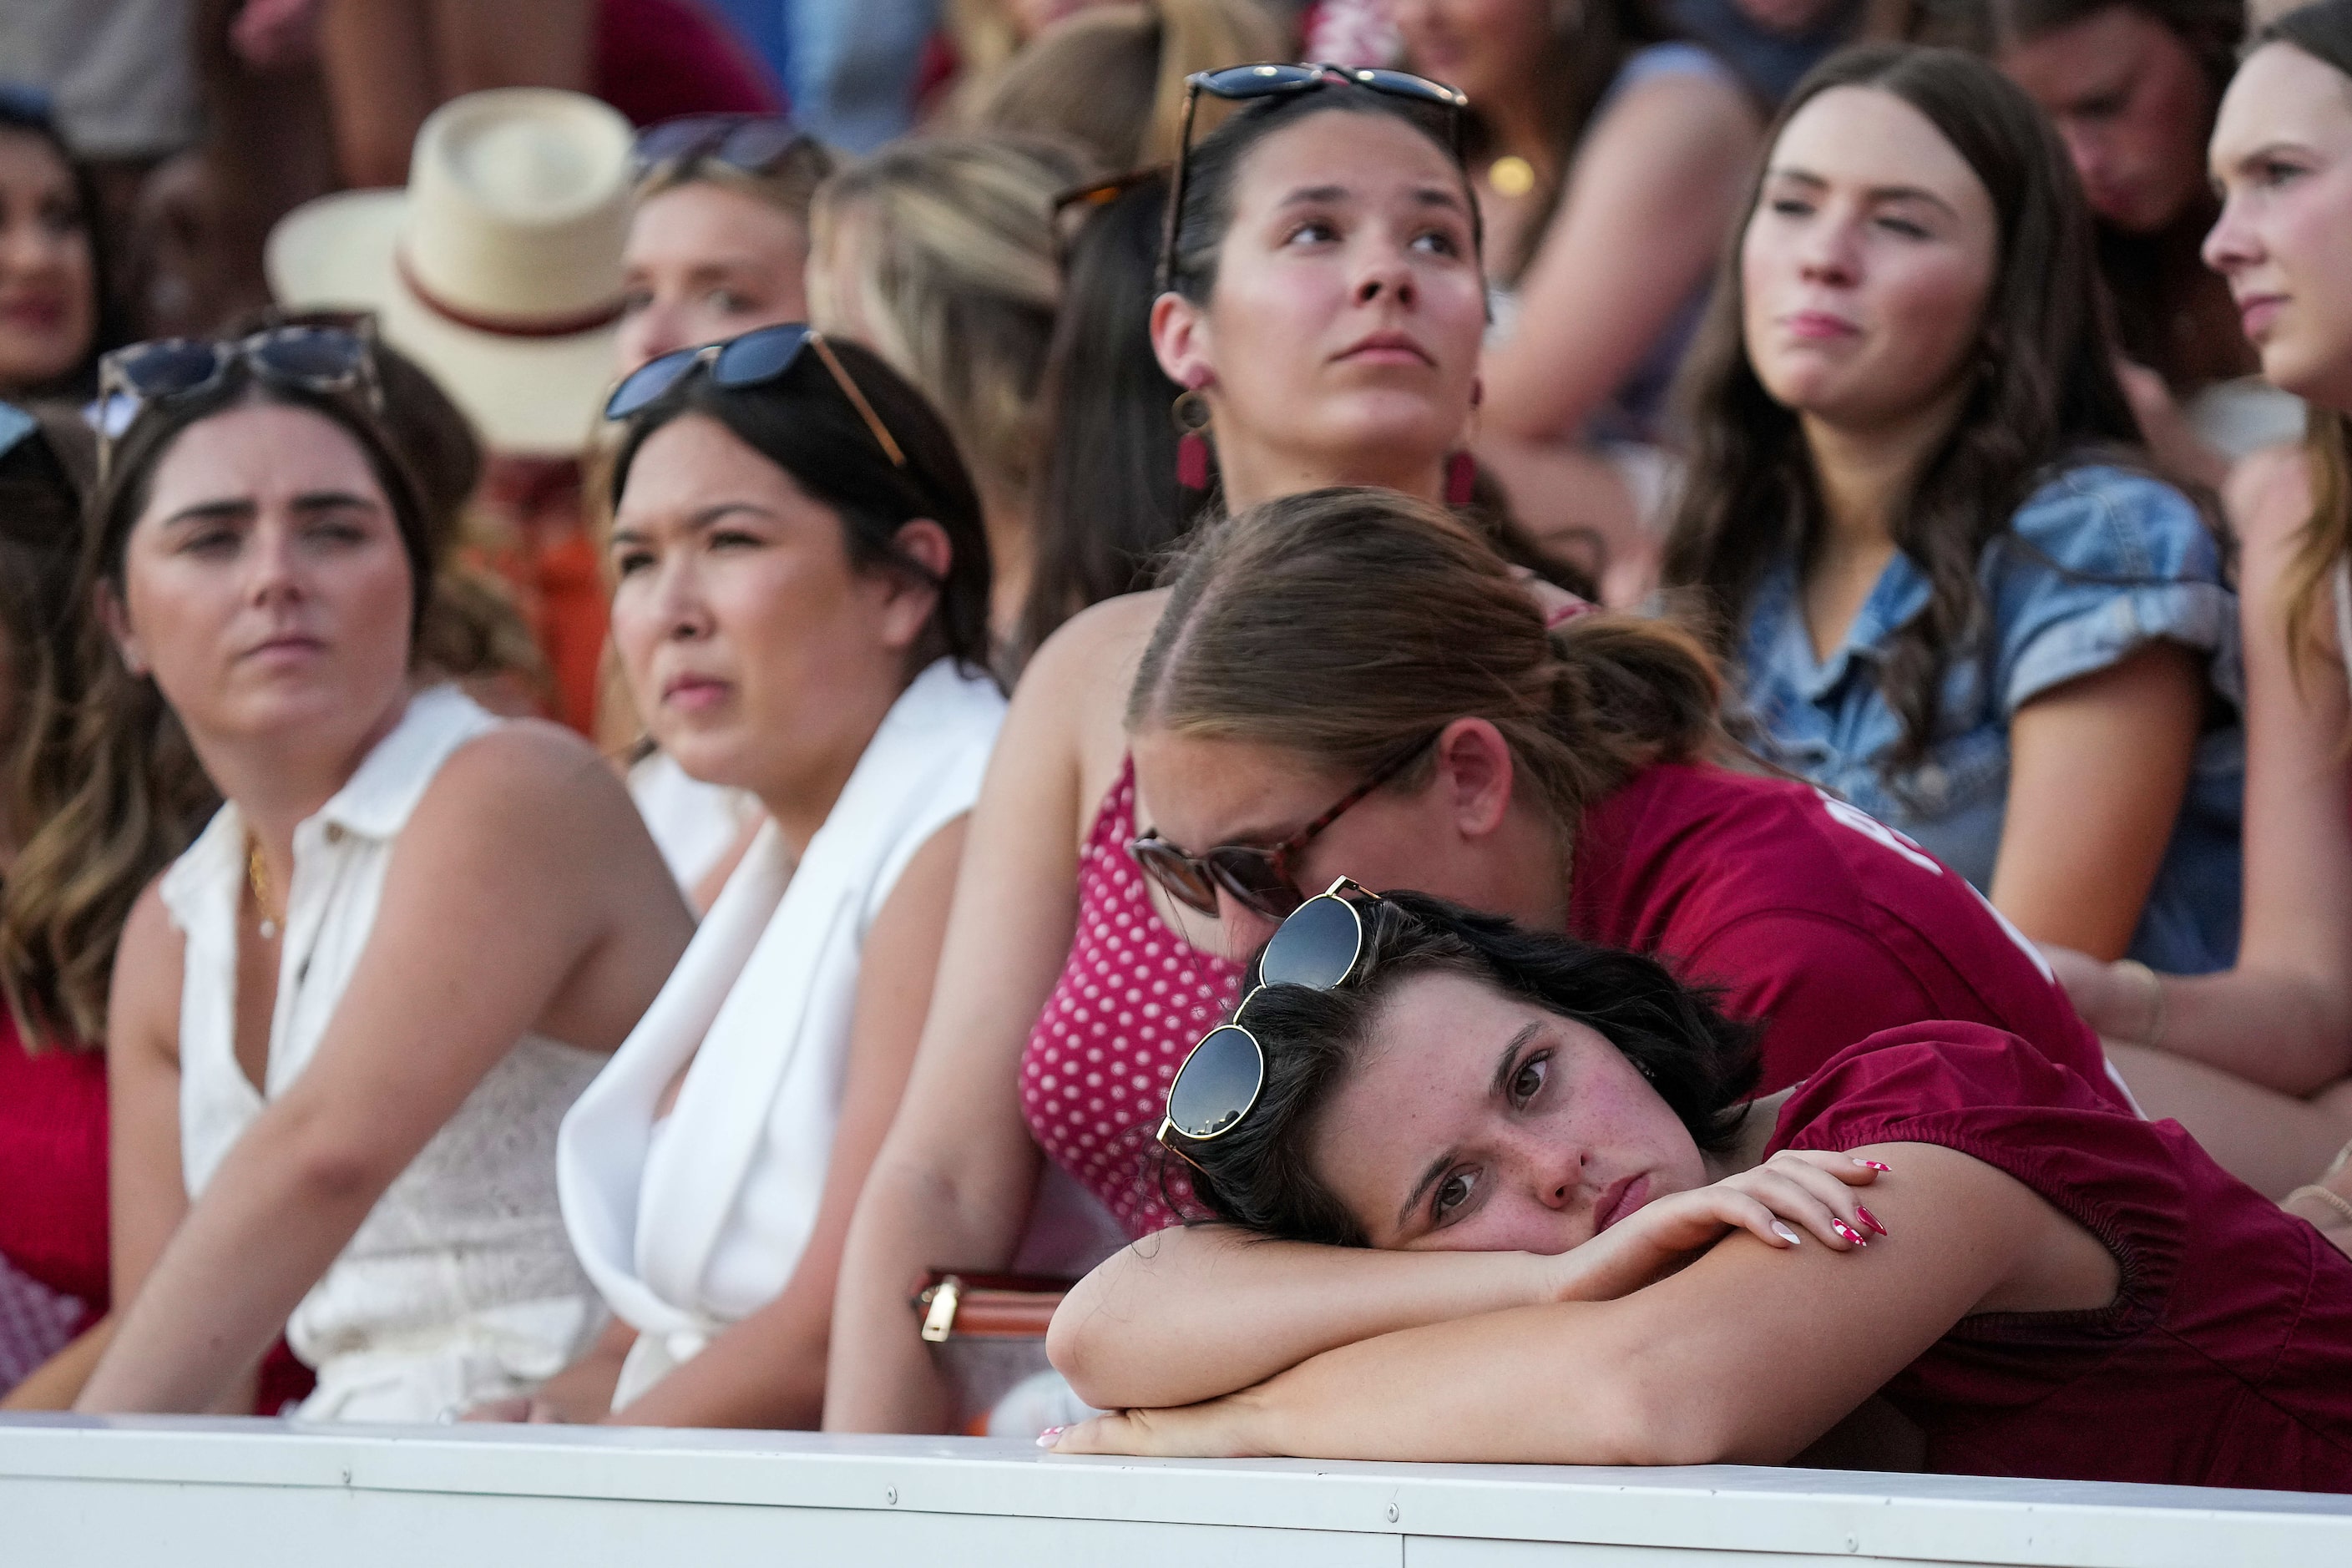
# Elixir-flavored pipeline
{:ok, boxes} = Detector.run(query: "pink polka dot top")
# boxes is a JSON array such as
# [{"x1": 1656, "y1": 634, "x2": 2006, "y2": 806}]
[{"x1": 1020, "y1": 756, "x2": 1244, "y2": 1238}]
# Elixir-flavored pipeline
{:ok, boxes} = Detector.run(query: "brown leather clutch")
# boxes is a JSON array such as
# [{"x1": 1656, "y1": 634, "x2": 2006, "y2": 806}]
[{"x1": 909, "y1": 1270, "x2": 1075, "y2": 1342}]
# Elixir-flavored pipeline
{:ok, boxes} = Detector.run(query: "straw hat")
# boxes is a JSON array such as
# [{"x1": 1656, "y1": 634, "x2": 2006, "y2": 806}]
[{"x1": 267, "y1": 88, "x2": 634, "y2": 455}]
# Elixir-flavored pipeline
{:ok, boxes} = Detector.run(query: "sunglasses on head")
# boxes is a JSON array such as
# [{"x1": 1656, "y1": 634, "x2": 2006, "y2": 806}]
[
  {"x1": 633, "y1": 114, "x2": 813, "y2": 179},
  {"x1": 604, "y1": 322, "x2": 906, "y2": 468},
  {"x1": 1156, "y1": 62, "x2": 1469, "y2": 294},
  {"x1": 96, "y1": 321, "x2": 382, "y2": 484},
  {"x1": 1130, "y1": 730, "x2": 1437, "y2": 922},
  {"x1": 1160, "y1": 876, "x2": 1385, "y2": 1150}
]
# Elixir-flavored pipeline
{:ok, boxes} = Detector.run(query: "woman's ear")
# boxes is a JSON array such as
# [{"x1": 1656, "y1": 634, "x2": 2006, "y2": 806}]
[
  {"x1": 95, "y1": 579, "x2": 148, "y2": 677},
  {"x1": 879, "y1": 518, "x2": 951, "y2": 650},
  {"x1": 1151, "y1": 291, "x2": 1213, "y2": 392},
  {"x1": 1429, "y1": 717, "x2": 1516, "y2": 841}
]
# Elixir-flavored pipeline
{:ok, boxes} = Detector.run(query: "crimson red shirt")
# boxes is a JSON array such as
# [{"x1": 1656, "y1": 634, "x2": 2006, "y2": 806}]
[
  {"x1": 0, "y1": 1010, "x2": 109, "y2": 1317},
  {"x1": 1773, "y1": 1023, "x2": 2352, "y2": 1490},
  {"x1": 1571, "y1": 764, "x2": 2122, "y2": 1104}
]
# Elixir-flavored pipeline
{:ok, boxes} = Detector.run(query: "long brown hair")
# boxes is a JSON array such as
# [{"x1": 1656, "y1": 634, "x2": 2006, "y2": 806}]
[
  {"x1": 5, "y1": 371, "x2": 440, "y2": 1043},
  {"x1": 2258, "y1": 0, "x2": 2352, "y2": 676},
  {"x1": 1130, "y1": 487, "x2": 1725, "y2": 848},
  {"x1": 1662, "y1": 43, "x2": 2145, "y2": 774}
]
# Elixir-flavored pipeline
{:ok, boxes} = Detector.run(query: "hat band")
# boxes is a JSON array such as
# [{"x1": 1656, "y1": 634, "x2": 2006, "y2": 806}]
[{"x1": 394, "y1": 249, "x2": 625, "y2": 340}]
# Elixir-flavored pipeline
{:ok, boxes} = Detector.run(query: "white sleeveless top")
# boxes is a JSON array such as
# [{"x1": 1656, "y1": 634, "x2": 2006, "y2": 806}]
[
  {"x1": 164, "y1": 685, "x2": 604, "y2": 1422},
  {"x1": 559, "y1": 659, "x2": 1005, "y2": 1409}
]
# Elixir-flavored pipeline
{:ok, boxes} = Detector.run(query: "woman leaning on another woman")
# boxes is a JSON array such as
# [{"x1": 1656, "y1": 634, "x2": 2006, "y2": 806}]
[
  {"x1": 2051, "y1": 0, "x2": 2352, "y2": 1211},
  {"x1": 61, "y1": 324, "x2": 693, "y2": 1421},
  {"x1": 1045, "y1": 888, "x2": 2352, "y2": 1491},
  {"x1": 1661, "y1": 43, "x2": 2244, "y2": 991},
  {"x1": 487, "y1": 328, "x2": 1005, "y2": 1429}
]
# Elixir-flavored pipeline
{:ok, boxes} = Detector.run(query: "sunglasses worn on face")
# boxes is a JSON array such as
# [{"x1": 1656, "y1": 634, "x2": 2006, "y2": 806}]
[
  {"x1": 604, "y1": 322, "x2": 907, "y2": 468},
  {"x1": 1156, "y1": 62, "x2": 1469, "y2": 293},
  {"x1": 634, "y1": 114, "x2": 812, "y2": 178},
  {"x1": 1160, "y1": 877, "x2": 1383, "y2": 1148},
  {"x1": 1130, "y1": 730, "x2": 1438, "y2": 922},
  {"x1": 96, "y1": 322, "x2": 382, "y2": 484}
]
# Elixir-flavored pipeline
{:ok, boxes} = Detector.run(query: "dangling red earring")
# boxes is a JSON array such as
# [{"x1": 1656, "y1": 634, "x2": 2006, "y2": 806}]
[
  {"x1": 1172, "y1": 387, "x2": 1212, "y2": 490},
  {"x1": 1446, "y1": 449, "x2": 1477, "y2": 506}
]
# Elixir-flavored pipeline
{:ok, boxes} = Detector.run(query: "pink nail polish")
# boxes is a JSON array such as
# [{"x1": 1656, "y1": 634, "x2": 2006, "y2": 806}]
[
  {"x1": 1857, "y1": 1160, "x2": 1893, "y2": 1172},
  {"x1": 1036, "y1": 1426, "x2": 1065, "y2": 1448},
  {"x1": 1832, "y1": 1219, "x2": 1867, "y2": 1247},
  {"x1": 1857, "y1": 1205, "x2": 1888, "y2": 1237}
]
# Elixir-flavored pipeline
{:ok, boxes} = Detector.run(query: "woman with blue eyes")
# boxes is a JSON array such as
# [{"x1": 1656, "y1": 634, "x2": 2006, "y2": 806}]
[
  {"x1": 65, "y1": 329, "x2": 695, "y2": 1420},
  {"x1": 1043, "y1": 890, "x2": 2352, "y2": 1491},
  {"x1": 1661, "y1": 45, "x2": 2244, "y2": 1004}
]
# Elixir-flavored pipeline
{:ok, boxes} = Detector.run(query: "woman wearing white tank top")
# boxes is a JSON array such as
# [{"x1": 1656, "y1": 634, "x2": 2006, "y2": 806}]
[
  {"x1": 70, "y1": 328, "x2": 694, "y2": 1420},
  {"x1": 2044, "y1": 3, "x2": 2352, "y2": 1247}
]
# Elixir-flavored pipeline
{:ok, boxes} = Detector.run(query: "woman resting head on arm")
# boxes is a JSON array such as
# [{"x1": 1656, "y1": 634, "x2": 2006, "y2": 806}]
[
  {"x1": 503, "y1": 327, "x2": 1004, "y2": 1429},
  {"x1": 2049, "y1": 0, "x2": 2352, "y2": 1206},
  {"x1": 818, "y1": 72, "x2": 1499, "y2": 1437},
  {"x1": 1662, "y1": 42, "x2": 2242, "y2": 979},
  {"x1": 1052, "y1": 888, "x2": 2352, "y2": 1492},
  {"x1": 64, "y1": 326, "x2": 695, "y2": 1420}
]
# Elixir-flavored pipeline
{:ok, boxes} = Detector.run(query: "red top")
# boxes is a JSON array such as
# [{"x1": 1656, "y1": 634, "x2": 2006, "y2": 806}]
[
  {"x1": 1022, "y1": 759, "x2": 1244, "y2": 1238},
  {"x1": 1773, "y1": 1023, "x2": 2352, "y2": 1491},
  {"x1": 1571, "y1": 764, "x2": 2122, "y2": 1105},
  {"x1": 594, "y1": 0, "x2": 783, "y2": 124},
  {"x1": 0, "y1": 1010, "x2": 109, "y2": 1317}
]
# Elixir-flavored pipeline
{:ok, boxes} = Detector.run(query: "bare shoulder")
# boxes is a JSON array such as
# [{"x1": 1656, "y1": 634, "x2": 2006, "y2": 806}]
[
  {"x1": 111, "y1": 873, "x2": 187, "y2": 1060},
  {"x1": 1591, "y1": 62, "x2": 1760, "y2": 159},
  {"x1": 1012, "y1": 588, "x2": 1171, "y2": 789},
  {"x1": 2227, "y1": 442, "x2": 2314, "y2": 562},
  {"x1": 412, "y1": 719, "x2": 640, "y2": 842}
]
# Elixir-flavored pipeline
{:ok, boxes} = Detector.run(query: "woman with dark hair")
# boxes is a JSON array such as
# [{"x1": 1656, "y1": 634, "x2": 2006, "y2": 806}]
[
  {"x1": 1044, "y1": 891, "x2": 2352, "y2": 1490},
  {"x1": 823, "y1": 72, "x2": 1505, "y2": 1434},
  {"x1": 494, "y1": 330, "x2": 1004, "y2": 1429},
  {"x1": 0, "y1": 92, "x2": 114, "y2": 401},
  {"x1": 1015, "y1": 169, "x2": 1211, "y2": 662},
  {"x1": 59, "y1": 326, "x2": 693, "y2": 1420},
  {"x1": 1987, "y1": 0, "x2": 2297, "y2": 486},
  {"x1": 2050, "y1": 0, "x2": 2352, "y2": 1211},
  {"x1": 1662, "y1": 43, "x2": 2242, "y2": 984}
]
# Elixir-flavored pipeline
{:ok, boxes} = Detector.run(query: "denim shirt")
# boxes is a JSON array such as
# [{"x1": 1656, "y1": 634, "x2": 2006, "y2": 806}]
[{"x1": 1736, "y1": 464, "x2": 2244, "y2": 974}]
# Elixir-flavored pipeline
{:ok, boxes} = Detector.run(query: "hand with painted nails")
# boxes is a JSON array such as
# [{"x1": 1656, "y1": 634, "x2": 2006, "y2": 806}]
[{"x1": 1535, "y1": 1149, "x2": 1889, "y2": 1304}]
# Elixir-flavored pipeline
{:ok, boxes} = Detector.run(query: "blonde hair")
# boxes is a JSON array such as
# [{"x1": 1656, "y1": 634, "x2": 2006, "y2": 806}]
[
  {"x1": 962, "y1": 0, "x2": 1292, "y2": 168},
  {"x1": 808, "y1": 136, "x2": 1085, "y2": 508},
  {"x1": 633, "y1": 134, "x2": 837, "y2": 226},
  {"x1": 2282, "y1": 408, "x2": 2352, "y2": 680}
]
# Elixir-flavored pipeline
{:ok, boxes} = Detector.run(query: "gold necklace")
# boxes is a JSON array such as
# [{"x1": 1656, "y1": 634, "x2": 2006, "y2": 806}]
[{"x1": 246, "y1": 835, "x2": 282, "y2": 941}]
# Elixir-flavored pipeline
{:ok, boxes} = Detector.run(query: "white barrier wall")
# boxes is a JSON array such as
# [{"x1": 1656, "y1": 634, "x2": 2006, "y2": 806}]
[{"x1": 3, "y1": 1415, "x2": 2349, "y2": 1567}]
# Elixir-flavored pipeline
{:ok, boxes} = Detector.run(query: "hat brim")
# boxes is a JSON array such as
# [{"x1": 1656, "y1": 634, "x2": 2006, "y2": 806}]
[{"x1": 267, "y1": 190, "x2": 621, "y2": 457}]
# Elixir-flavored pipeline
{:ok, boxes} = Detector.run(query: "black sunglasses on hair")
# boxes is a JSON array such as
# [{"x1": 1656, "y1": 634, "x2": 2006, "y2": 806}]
[
  {"x1": 604, "y1": 322, "x2": 907, "y2": 468},
  {"x1": 96, "y1": 321, "x2": 382, "y2": 483},
  {"x1": 1156, "y1": 62, "x2": 1469, "y2": 293},
  {"x1": 633, "y1": 114, "x2": 814, "y2": 178},
  {"x1": 1160, "y1": 877, "x2": 1385, "y2": 1148},
  {"x1": 1130, "y1": 730, "x2": 1437, "y2": 922}
]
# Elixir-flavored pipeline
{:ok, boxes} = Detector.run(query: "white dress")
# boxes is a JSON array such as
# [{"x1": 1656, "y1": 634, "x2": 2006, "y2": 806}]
[
  {"x1": 165, "y1": 685, "x2": 604, "y2": 1422},
  {"x1": 559, "y1": 659, "x2": 1005, "y2": 1408}
]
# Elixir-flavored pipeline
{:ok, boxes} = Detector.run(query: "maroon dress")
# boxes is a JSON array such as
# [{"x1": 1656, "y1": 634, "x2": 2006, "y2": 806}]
[{"x1": 1773, "y1": 1021, "x2": 2352, "y2": 1491}]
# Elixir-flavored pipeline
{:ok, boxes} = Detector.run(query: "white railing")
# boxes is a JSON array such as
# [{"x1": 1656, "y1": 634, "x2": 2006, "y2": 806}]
[{"x1": 3, "y1": 1414, "x2": 2348, "y2": 1566}]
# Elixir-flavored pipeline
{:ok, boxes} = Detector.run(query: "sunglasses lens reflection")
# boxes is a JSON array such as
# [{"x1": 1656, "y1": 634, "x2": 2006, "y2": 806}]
[
  {"x1": 1133, "y1": 842, "x2": 1221, "y2": 915},
  {"x1": 712, "y1": 323, "x2": 812, "y2": 387},
  {"x1": 1259, "y1": 893, "x2": 1361, "y2": 989},
  {"x1": 606, "y1": 347, "x2": 701, "y2": 419},
  {"x1": 1167, "y1": 1024, "x2": 1265, "y2": 1139},
  {"x1": 250, "y1": 327, "x2": 364, "y2": 383},
  {"x1": 117, "y1": 341, "x2": 227, "y2": 400},
  {"x1": 719, "y1": 119, "x2": 803, "y2": 170}
]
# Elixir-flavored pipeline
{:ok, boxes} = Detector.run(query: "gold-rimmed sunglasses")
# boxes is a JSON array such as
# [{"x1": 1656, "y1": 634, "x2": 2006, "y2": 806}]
[{"x1": 1158, "y1": 877, "x2": 1384, "y2": 1156}]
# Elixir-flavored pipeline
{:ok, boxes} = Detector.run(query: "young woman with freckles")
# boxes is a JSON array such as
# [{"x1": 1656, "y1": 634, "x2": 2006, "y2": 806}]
[
  {"x1": 1032, "y1": 483, "x2": 2154, "y2": 1450},
  {"x1": 1044, "y1": 891, "x2": 2352, "y2": 1491},
  {"x1": 59, "y1": 328, "x2": 693, "y2": 1422},
  {"x1": 820, "y1": 73, "x2": 1503, "y2": 1436},
  {"x1": 1662, "y1": 46, "x2": 2244, "y2": 994},
  {"x1": 2047, "y1": 0, "x2": 2352, "y2": 1218}
]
